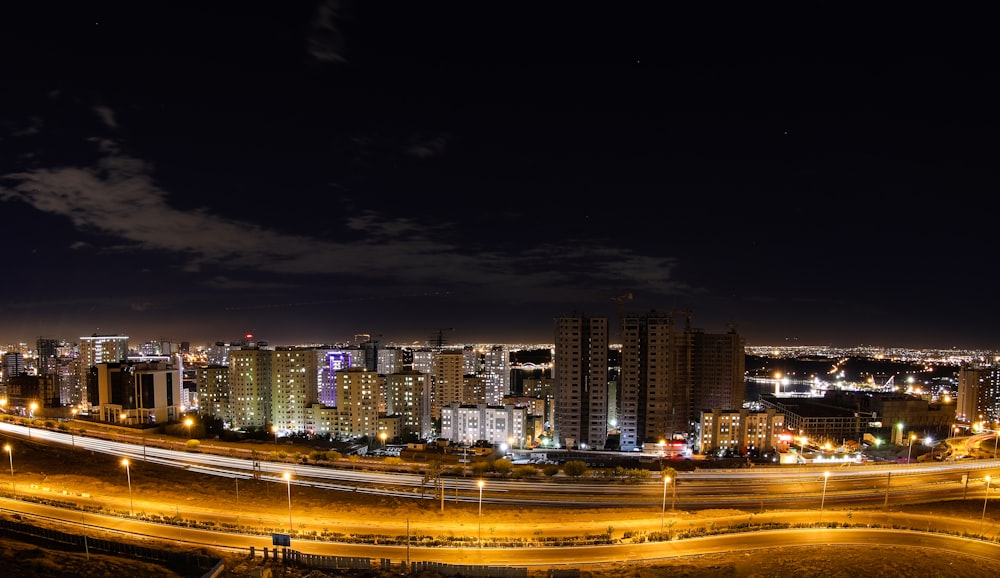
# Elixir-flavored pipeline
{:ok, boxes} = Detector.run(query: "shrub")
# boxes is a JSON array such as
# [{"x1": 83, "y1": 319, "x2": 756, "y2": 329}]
[{"x1": 562, "y1": 460, "x2": 589, "y2": 478}]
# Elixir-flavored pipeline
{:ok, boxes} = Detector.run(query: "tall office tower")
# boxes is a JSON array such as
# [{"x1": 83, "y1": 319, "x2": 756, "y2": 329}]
[
  {"x1": 76, "y1": 335, "x2": 129, "y2": 407},
  {"x1": 36, "y1": 338, "x2": 60, "y2": 377},
  {"x1": 432, "y1": 349, "x2": 465, "y2": 420},
  {"x1": 619, "y1": 312, "x2": 675, "y2": 451},
  {"x1": 271, "y1": 348, "x2": 319, "y2": 433},
  {"x1": 554, "y1": 314, "x2": 609, "y2": 450},
  {"x1": 228, "y1": 344, "x2": 273, "y2": 430},
  {"x1": 197, "y1": 365, "x2": 231, "y2": 427},
  {"x1": 689, "y1": 326, "x2": 746, "y2": 424},
  {"x1": 336, "y1": 367, "x2": 379, "y2": 438},
  {"x1": 377, "y1": 347, "x2": 405, "y2": 376},
  {"x1": 2, "y1": 352, "x2": 24, "y2": 383},
  {"x1": 386, "y1": 369, "x2": 432, "y2": 438},
  {"x1": 319, "y1": 350, "x2": 352, "y2": 407}
]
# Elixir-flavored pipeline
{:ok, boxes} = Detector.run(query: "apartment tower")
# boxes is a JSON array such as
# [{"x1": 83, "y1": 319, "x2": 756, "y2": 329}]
[{"x1": 554, "y1": 314, "x2": 609, "y2": 450}]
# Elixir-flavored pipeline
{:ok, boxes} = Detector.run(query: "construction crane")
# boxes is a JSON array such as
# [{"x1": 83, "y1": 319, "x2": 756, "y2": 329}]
[
  {"x1": 612, "y1": 292, "x2": 633, "y2": 322},
  {"x1": 426, "y1": 327, "x2": 454, "y2": 349},
  {"x1": 611, "y1": 292, "x2": 633, "y2": 342}
]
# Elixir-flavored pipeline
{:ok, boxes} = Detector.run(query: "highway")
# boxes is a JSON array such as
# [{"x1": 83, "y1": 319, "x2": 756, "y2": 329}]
[
  {"x1": 3, "y1": 421, "x2": 999, "y2": 511},
  {"x1": 4, "y1": 496, "x2": 1000, "y2": 568}
]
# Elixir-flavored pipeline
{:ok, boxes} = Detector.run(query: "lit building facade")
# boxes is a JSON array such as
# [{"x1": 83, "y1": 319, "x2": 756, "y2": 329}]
[
  {"x1": 77, "y1": 335, "x2": 129, "y2": 408},
  {"x1": 386, "y1": 370, "x2": 432, "y2": 438},
  {"x1": 93, "y1": 360, "x2": 182, "y2": 424},
  {"x1": 699, "y1": 407, "x2": 785, "y2": 455},
  {"x1": 440, "y1": 402, "x2": 526, "y2": 446}
]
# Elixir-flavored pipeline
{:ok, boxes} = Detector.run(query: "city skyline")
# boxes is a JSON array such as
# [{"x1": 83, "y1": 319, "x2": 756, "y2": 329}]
[{"x1": 1, "y1": 4, "x2": 996, "y2": 350}]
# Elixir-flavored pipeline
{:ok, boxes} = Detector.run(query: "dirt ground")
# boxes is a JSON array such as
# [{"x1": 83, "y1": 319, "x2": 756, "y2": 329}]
[{"x1": 3, "y1": 438, "x2": 1000, "y2": 577}]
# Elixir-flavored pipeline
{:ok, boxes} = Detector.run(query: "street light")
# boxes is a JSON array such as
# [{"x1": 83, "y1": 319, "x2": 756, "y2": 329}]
[
  {"x1": 70, "y1": 408, "x2": 78, "y2": 447},
  {"x1": 906, "y1": 433, "x2": 916, "y2": 464},
  {"x1": 820, "y1": 471, "x2": 830, "y2": 522},
  {"x1": 660, "y1": 475, "x2": 670, "y2": 531},
  {"x1": 185, "y1": 417, "x2": 193, "y2": 439},
  {"x1": 379, "y1": 431, "x2": 388, "y2": 449},
  {"x1": 272, "y1": 425, "x2": 279, "y2": 454},
  {"x1": 283, "y1": 472, "x2": 293, "y2": 533},
  {"x1": 122, "y1": 459, "x2": 133, "y2": 516},
  {"x1": 477, "y1": 479, "x2": 485, "y2": 548},
  {"x1": 981, "y1": 475, "x2": 992, "y2": 534},
  {"x1": 28, "y1": 402, "x2": 38, "y2": 439},
  {"x1": 4, "y1": 444, "x2": 13, "y2": 491}
]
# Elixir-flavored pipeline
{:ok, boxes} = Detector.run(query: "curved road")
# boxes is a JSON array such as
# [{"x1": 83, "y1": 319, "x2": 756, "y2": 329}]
[{"x1": 4, "y1": 497, "x2": 1000, "y2": 568}]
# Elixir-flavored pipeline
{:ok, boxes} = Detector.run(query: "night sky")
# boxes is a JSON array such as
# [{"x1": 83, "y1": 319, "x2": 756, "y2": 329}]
[{"x1": 0, "y1": 3, "x2": 996, "y2": 349}]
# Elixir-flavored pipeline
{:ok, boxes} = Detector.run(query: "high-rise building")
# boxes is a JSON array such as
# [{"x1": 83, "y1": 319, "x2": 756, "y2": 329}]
[
  {"x1": 2, "y1": 352, "x2": 25, "y2": 383},
  {"x1": 554, "y1": 314, "x2": 609, "y2": 450},
  {"x1": 271, "y1": 347, "x2": 320, "y2": 433},
  {"x1": 617, "y1": 311, "x2": 745, "y2": 451},
  {"x1": 377, "y1": 347, "x2": 405, "y2": 376},
  {"x1": 197, "y1": 365, "x2": 231, "y2": 427},
  {"x1": 386, "y1": 369, "x2": 432, "y2": 438},
  {"x1": 76, "y1": 335, "x2": 129, "y2": 408},
  {"x1": 335, "y1": 367, "x2": 379, "y2": 438},
  {"x1": 690, "y1": 327, "x2": 746, "y2": 418},
  {"x1": 228, "y1": 344, "x2": 273, "y2": 430},
  {"x1": 432, "y1": 349, "x2": 464, "y2": 420},
  {"x1": 958, "y1": 364, "x2": 1000, "y2": 426},
  {"x1": 318, "y1": 349, "x2": 356, "y2": 407},
  {"x1": 35, "y1": 338, "x2": 60, "y2": 377},
  {"x1": 619, "y1": 311, "x2": 675, "y2": 450}
]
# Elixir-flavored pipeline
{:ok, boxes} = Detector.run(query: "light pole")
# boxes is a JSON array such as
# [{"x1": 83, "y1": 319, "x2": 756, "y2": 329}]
[
  {"x1": 982, "y1": 475, "x2": 992, "y2": 534},
  {"x1": 122, "y1": 458, "x2": 133, "y2": 516},
  {"x1": 906, "y1": 433, "x2": 916, "y2": 464},
  {"x1": 272, "y1": 425, "x2": 279, "y2": 454},
  {"x1": 660, "y1": 475, "x2": 670, "y2": 531},
  {"x1": 283, "y1": 472, "x2": 293, "y2": 533},
  {"x1": 70, "y1": 408, "x2": 78, "y2": 447},
  {"x1": 379, "y1": 431, "x2": 388, "y2": 449},
  {"x1": 477, "y1": 479, "x2": 485, "y2": 548},
  {"x1": 4, "y1": 444, "x2": 13, "y2": 491},
  {"x1": 185, "y1": 417, "x2": 193, "y2": 439},
  {"x1": 28, "y1": 402, "x2": 38, "y2": 439},
  {"x1": 820, "y1": 471, "x2": 830, "y2": 522}
]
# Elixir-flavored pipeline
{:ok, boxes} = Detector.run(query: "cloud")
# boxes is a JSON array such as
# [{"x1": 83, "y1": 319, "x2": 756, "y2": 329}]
[
  {"x1": 306, "y1": 0, "x2": 348, "y2": 63},
  {"x1": 1, "y1": 114, "x2": 685, "y2": 308},
  {"x1": 93, "y1": 106, "x2": 118, "y2": 130}
]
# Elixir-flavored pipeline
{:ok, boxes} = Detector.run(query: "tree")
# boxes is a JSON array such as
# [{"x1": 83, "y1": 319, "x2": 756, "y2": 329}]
[
  {"x1": 492, "y1": 458, "x2": 512, "y2": 476},
  {"x1": 562, "y1": 460, "x2": 589, "y2": 478}
]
